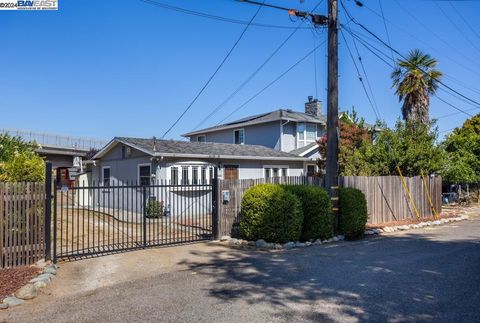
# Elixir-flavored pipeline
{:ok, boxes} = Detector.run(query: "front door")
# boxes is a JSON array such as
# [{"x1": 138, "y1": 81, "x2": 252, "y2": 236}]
[{"x1": 224, "y1": 165, "x2": 239, "y2": 180}]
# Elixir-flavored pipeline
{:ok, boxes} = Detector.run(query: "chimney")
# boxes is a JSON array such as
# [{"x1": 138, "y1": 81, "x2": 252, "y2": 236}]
[{"x1": 305, "y1": 96, "x2": 323, "y2": 117}]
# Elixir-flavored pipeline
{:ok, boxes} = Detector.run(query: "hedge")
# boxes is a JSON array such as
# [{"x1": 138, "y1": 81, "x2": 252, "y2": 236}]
[
  {"x1": 240, "y1": 184, "x2": 303, "y2": 243},
  {"x1": 284, "y1": 185, "x2": 334, "y2": 241},
  {"x1": 338, "y1": 187, "x2": 368, "y2": 240}
]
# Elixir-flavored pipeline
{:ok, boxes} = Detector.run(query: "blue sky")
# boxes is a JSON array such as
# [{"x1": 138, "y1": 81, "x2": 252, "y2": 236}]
[{"x1": 1, "y1": 0, "x2": 479, "y2": 141}]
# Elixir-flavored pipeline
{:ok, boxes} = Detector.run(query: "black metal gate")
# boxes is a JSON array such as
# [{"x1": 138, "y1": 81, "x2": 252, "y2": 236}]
[{"x1": 53, "y1": 180, "x2": 216, "y2": 261}]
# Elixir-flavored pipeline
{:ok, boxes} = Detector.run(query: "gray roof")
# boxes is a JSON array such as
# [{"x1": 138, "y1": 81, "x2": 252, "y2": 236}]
[
  {"x1": 182, "y1": 109, "x2": 327, "y2": 137},
  {"x1": 93, "y1": 137, "x2": 308, "y2": 161},
  {"x1": 288, "y1": 142, "x2": 318, "y2": 156}
]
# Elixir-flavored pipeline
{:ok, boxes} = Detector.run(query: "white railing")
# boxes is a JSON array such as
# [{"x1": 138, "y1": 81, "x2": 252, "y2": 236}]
[{"x1": 0, "y1": 128, "x2": 106, "y2": 150}]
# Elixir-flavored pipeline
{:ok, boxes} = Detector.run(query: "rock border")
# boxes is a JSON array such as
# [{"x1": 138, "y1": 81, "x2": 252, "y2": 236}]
[
  {"x1": 219, "y1": 215, "x2": 470, "y2": 251},
  {"x1": 220, "y1": 235, "x2": 345, "y2": 250},
  {"x1": 364, "y1": 215, "x2": 470, "y2": 235},
  {"x1": 1, "y1": 260, "x2": 58, "y2": 310}
]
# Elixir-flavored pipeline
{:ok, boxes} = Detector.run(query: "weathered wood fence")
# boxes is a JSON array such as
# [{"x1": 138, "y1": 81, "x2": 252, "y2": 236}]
[
  {"x1": 218, "y1": 175, "x2": 442, "y2": 237},
  {"x1": 0, "y1": 182, "x2": 45, "y2": 268},
  {"x1": 340, "y1": 176, "x2": 442, "y2": 224},
  {"x1": 218, "y1": 176, "x2": 323, "y2": 237}
]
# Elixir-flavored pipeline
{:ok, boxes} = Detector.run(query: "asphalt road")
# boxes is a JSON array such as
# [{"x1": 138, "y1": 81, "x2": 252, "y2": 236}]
[{"x1": 2, "y1": 215, "x2": 479, "y2": 322}]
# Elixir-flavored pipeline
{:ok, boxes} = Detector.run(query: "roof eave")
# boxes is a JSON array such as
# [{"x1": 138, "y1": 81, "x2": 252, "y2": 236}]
[{"x1": 153, "y1": 152, "x2": 308, "y2": 162}]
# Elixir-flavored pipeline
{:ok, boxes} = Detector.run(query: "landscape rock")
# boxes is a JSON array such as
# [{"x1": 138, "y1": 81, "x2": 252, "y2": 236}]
[
  {"x1": 44, "y1": 266, "x2": 57, "y2": 275},
  {"x1": 305, "y1": 241, "x2": 312, "y2": 247},
  {"x1": 33, "y1": 280, "x2": 48, "y2": 290},
  {"x1": 398, "y1": 225, "x2": 409, "y2": 231},
  {"x1": 433, "y1": 220, "x2": 442, "y2": 225},
  {"x1": 220, "y1": 236, "x2": 231, "y2": 241},
  {"x1": 228, "y1": 238, "x2": 239, "y2": 246},
  {"x1": 15, "y1": 284, "x2": 37, "y2": 300},
  {"x1": 265, "y1": 243, "x2": 275, "y2": 249},
  {"x1": 34, "y1": 259, "x2": 47, "y2": 268},
  {"x1": 365, "y1": 230, "x2": 374, "y2": 235},
  {"x1": 247, "y1": 241, "x2": 255, "y2": 246},
  {"x1": 371, "y1": 229, "x2": 381, "y2": 235},
  {"x1": 283, "y1": 242, "x2": 295, "y2": 249},
  {"x1": 332, "y1": 236, "x2": 339, "y2": 242},
  {"x1": 255, "y1": 239, "x2": 268, "y2": 248},
  {"x1": 295, "y1": 242, "x2": 306, "y2": 248},
  {"x1": 313, "y1": 239, "x2": 322, "y2": 245},
  {"x1": 274, "y1": 243, "x2": 283, "y2": 250},
  {"x1": 3, "y1": 297, "x2": 24, "y2": 307},
  {"x1": 0, "y1": 303, "x2": 8, "y2": 310}
]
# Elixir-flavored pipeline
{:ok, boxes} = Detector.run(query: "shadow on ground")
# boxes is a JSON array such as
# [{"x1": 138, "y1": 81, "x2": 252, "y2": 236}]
[{"x1": 178, "y1": 225, "x2": 480, "y2": 322}]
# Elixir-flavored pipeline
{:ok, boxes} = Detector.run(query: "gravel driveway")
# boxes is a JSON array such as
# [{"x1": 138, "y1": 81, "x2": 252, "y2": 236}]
[{"x1": 2, "y1": 214, "x2": 479, "y2": 322}]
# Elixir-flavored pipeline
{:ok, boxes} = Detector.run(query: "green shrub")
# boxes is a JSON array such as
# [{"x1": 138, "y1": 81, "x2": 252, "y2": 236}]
[
  {"x1": 146, "y1": 200, "x2": 163, "y2": 218},
  {"x1": 338, "y1": 187, "x2": 368, "y2": 239},
  {"x1": 240, "y1": 184, "x2": 303, "y2": 243},
  {"x1": 284, "y1": 185, "x2": 334, "y2": 241}
]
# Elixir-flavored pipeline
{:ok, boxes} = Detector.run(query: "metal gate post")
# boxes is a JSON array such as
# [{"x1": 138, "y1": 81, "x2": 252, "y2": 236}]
[
  {"x1": 53, "y1": 184, "x2": 57, "y2": 263},
  {"x1": 211, "y1": 167, "x2": 219, "y2": 240},
  {"x1": 44, "y1": 162, "x2": 52, "y2": 261},
  {"x1": 142, "y1": 185, "x2": 147, "y2": 248}
]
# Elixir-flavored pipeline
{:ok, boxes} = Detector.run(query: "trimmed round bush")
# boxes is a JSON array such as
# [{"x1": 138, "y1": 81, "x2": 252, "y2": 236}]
[
  {"x1": 146, "y1": 200, "x2": 164, "y2": 218},
  {"x1": 284, "y1": 185, "x2": 334, "y2": 241},
  {"x1": 240, "y1": 184, "x2": 303, "y2": 243},
  {"x1": 338, "y1": 187, "x2": 368, "y2": 240}
]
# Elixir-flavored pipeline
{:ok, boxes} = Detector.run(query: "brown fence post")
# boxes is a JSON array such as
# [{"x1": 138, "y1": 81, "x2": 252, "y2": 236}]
[{"x1": 44, "y1": 162, "x2": 52, "y2": 261}]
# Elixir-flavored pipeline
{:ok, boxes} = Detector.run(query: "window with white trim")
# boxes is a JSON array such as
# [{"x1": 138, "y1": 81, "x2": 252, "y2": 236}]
[
  {"x1": 139, "y1": 165, "x2": 151, "y2": 186},
  {"x1": 181, "y1": 167, "x2": 189, "y2": 185},
  {"x1": 192, "y1": 167, "x2": 199, "y2": 185},
  {"x1": 171, "y1": 167, "x2": 179, "y2": 185},
  {"x1": 234, "y1": 129, "x2": 245, "y2": 145},
  {"x1": 264, "y1": 166, "x2": 288, "y2": 178},
  {"x1": 102, "y1": 167, "x2": 111, "y2": 186},
  {"x1": 297, "y1": 122, "x2": 317, "y2": 148}
]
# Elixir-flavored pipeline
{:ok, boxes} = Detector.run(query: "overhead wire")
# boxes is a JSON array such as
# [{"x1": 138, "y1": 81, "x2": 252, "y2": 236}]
[
  {"x1": 340, "y1": 29, "x2": 380, "y2": 120},
  {"x1": 218, "y1": 39, "x2": 327, "y2": 124},
  {"x1": 191, "y1": 0, "x2": 326, "y2": 131},
  {"x1": 159, "y1": 0, "x2": 265, "y2": 138},
  {"x1": 140, "y1": 0, "x2": 310, "y2": 30}
]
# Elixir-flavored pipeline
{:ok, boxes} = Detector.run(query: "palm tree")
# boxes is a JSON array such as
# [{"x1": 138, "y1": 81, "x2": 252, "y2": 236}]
[{"x1": 391, "y1": 49, "x2": 442, "y2": 125}]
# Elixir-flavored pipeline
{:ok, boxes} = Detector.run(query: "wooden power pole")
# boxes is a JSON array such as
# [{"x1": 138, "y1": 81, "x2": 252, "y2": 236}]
[
  {"x1": 326, "y1": 0, "x2": 340, "y2": 232},
  {"x1": 237, "y1": 0, "x2": 339, "y2": 230}
]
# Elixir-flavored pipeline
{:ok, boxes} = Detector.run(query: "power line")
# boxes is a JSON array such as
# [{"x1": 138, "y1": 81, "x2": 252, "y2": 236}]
[
  {"x1": 219, "y1": 39, "x2": 327, "y2": 124},
  {"x1": 341, "y1": 19, "x2": 477, "y2": 120},
  {"x1": 434, "y1": 1, "x2": 480, "y2": 55},
  {"x1": 191, "y1": 0, "x2": 326, "y2": 131},
  {"x1": 377, "y1": 0, "x2": 394, "y2": 62},
  {"x1": 449, "y1": 1, "x2": 480, "y2": 41},
  {"x1": 140, "y1": 0, "x2": 310, "y2": 30},
  {"x1": 357, "y1": 0, "x2": 480, "y2": 79},
  {"x1": 341, "y1": 2, "x2": 480, "y2": 110},
  {"x1": 340, "y1": 30, "x2": 380, "y2": 120},
  {"x1": 160, "y1": 1, "x2": 265, "y2": 138}
]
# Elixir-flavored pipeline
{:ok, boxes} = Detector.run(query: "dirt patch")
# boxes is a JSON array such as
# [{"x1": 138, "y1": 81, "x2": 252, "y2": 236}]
[{"x1": 0, "y1": 266, "x2": 41, "y2": 299}]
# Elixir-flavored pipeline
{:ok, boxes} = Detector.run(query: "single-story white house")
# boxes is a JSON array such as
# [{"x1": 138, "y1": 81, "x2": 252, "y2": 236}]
[{"x1": 89, "y1": 137, "x2": 313, "y2": 184}]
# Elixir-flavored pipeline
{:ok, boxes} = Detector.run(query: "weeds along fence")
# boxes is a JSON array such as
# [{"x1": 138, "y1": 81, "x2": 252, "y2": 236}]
[
  {"x1": 218, "y1": 175, "x2": 442, "y2": 237},
  {"x1": 218, "y1": 176, "x2": 323, "y2": 238},
  {"x1": 340, "y1": 175, "x2": 442, "y2": 224},
  {"x1": 0, "y1": 182, "x2": 45, "y2": 268}
]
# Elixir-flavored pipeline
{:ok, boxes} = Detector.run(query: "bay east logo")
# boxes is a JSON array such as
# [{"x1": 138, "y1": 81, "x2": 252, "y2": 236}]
[{"x1": 0, "y1": 0, "x2": 58, "y2": 10}]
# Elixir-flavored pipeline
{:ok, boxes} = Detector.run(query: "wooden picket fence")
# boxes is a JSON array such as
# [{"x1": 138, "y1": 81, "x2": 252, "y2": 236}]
[
  {"x1": 340, "y1": 175, "x2": 442, "y2": 224},
  {"x1": 0, "y1": 182, "x2": 45, "y2": 268},
  {"x1": 218, "y1": 175, "x2": 442, "y2": 237}
]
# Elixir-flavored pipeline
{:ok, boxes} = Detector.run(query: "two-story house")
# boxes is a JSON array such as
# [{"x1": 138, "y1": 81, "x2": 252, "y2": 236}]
[{"x1": 182, "y1": 97, "x2": 325, "y2": 176}]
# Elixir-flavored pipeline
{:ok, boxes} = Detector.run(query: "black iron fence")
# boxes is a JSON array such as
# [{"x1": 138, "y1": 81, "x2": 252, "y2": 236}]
[{"x1": 53, "y1": 180, "x2": 214, "y2": 260}]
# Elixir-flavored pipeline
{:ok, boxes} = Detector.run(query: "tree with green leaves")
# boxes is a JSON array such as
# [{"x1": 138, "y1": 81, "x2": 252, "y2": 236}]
[
  {"x1": 0, "y1": 134, "x2": 45, "y2": 182},
  {"x1": 391, "y1": 49, "x2": 442, "y2": 125},
  {"x1": 441, "y1": 113, "x2": 480, "y2": 184}
]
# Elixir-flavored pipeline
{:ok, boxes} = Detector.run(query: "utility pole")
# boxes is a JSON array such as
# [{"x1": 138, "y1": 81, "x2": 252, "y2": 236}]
[
  {"x1": 326, "y1": 0, "x2": 340, "y2": 232},
  {"x1": 238, "y1": 0, "x2": 339, "y2": 230}
]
